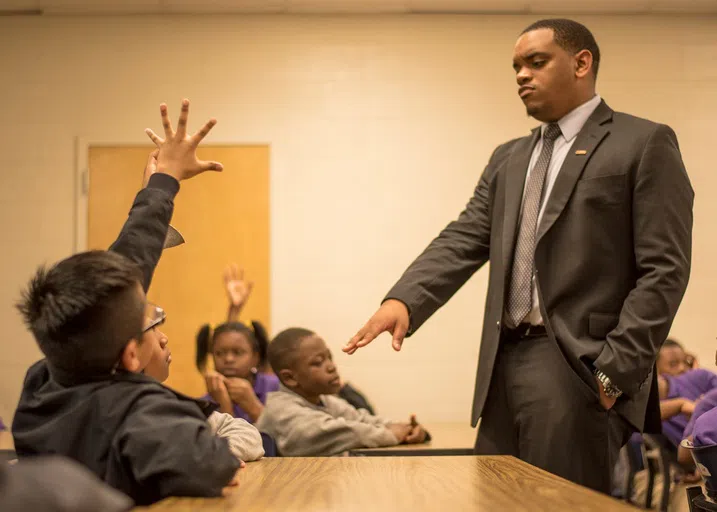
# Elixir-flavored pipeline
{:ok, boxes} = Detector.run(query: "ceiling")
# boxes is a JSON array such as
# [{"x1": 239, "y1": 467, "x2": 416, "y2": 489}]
[{"x1": 1, "y1": 0, "x2": 717, "y2": 15}]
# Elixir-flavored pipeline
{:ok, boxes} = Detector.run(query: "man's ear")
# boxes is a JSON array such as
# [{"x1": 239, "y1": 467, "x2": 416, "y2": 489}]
[
  {"x1": 574, "y1": 49, "x2": 593, "y2": 79},
  {"x1": 279, "y1": 368, "x2": 298, "y2": 388},
  {"x1": 121, "y1": 339, "x2": 142, "y2": 373}
]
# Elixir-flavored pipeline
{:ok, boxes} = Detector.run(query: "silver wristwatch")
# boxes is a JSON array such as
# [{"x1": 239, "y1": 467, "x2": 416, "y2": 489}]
[{"x1": 593, "y1": 369, "x2": 623, "y2": 399}]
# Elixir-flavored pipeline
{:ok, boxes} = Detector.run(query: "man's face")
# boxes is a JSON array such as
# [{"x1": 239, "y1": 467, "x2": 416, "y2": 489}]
[{"x1": 512, "y1": 28, "x2": 579, "y2": 122}]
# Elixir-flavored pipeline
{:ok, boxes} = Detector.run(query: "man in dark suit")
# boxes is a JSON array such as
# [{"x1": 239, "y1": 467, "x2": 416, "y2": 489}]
[{"x1": 344, "y1": 18, "x2": 693, "y2": 493}]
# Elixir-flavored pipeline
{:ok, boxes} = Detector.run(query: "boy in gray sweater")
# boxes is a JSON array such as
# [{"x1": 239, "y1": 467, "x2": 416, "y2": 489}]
[{"x1": 256, "y1": 328, "x2": 429, "y2": 456}]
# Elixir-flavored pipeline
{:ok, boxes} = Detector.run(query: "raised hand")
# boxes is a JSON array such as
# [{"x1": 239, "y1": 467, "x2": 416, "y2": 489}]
[
  {"x1": 145, "y1": 99, "x2": 223, "y2": 181},
  {"x1": 344, "y1": 299, "x2": 410, "y2": 355},
  {"x1": 224, "y1": 263, "x2": 254, "y2": 311}
]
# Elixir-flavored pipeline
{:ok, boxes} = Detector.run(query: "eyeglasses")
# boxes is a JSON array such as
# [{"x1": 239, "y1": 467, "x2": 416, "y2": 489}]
[{"x1": 142, "y1": 303, "x2": 167, "y2": 334}]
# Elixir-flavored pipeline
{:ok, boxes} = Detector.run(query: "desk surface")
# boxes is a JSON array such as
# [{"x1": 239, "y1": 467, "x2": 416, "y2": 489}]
[
  {"x1": 0, "y1": 431, "x2": 13, "y2": 451},
  {"x1": 353, "y1": 422, "x2": 477, "y2": 453},
  {"x1": 140, "y1": 456, "x2": 636, "y2": 512}
]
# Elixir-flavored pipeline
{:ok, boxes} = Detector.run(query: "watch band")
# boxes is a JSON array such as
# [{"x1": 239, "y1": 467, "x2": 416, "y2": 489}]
[{"x1": 593, "y1": 369, "x2": 623, "y2": 399}]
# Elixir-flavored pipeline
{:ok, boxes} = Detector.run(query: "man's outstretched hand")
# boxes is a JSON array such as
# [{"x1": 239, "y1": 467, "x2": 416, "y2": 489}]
[
  {"x1": 344, "y1": 299, "x2": 410, "y2": 355},
  {"x1": 145, "y1": 99, "x2": 223, "y2": 182}
]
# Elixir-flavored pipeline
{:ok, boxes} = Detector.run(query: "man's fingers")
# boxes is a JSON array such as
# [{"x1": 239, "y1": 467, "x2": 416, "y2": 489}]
[
  {"x1": 192, "y1": 118, "x2": 217, "y2": 145},
  {"x1": 160, "y1": 103, "x2": 173, "y2": 138},
  {"x1": 199, "y1": 160, "x2": 224, "y2": 172},
  {"x1": 392, "y1": 321, "x2": 408, "y2": 352},
  {"x1": 176, "y1": 98, "x2": 190, "y2": 138},
  {"x1": 145, "y1": 129, "x2": 164, "y2": 147},
  {"x1": 356, "y1": 329, "x2": 379, "y2": 348}
]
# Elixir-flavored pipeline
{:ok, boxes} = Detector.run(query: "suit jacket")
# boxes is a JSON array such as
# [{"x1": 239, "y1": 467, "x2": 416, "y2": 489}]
[{"x1": 386, "y1": 100, "x2": 693, "y2": 432}]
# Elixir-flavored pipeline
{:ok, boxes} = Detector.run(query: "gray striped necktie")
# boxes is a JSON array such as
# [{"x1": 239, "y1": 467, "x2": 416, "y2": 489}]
[{"x1": 506, "y1": 123, "x2": 562, "y2": 327}]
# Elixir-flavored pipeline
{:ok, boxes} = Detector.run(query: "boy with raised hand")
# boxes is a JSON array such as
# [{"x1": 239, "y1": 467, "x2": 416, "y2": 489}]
[{"x1": 12, "y1": 100, "x2": 241, "y2": 506}]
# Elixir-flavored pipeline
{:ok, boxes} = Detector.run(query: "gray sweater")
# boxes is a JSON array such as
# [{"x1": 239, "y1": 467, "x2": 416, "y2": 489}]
[
  {"x1": 207, "y1": 412, "x2": 264, "y2": 462},
  {"x1": 256, "y1": 386, "x2": 398, "y2": 456}
]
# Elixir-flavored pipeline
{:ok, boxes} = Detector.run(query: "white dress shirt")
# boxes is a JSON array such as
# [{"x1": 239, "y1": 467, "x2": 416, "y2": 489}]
[{"x1": 521, "y1": 94, "x2": 602, "y2": 325}]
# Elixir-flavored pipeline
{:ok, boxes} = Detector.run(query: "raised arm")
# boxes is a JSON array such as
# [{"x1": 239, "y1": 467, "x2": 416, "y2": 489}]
[{"x1": 109, "y1": 99, "x2": 224, "y2": 292}]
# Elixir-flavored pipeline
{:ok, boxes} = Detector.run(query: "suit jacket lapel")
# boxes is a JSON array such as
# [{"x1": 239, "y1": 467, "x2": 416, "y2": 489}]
[
  {"x1": 501, "y1": 128, "x2": 541, "y2": 275},
  {"x1": 536, "y1": 101, "x2": 613, "y2": 244}
]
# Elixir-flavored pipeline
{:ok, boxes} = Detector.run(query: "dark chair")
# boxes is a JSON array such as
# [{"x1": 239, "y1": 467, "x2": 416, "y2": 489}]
[
  {"x1": 621, "y1": 435, "x2": 645, "y2": 504},
  {"x1": 260, "y1": 432, "x2": 279, "y2": 457},
  {"x1": 642, "y1": 433, "x2": 682, "y2": 512},
  {"x1": 687, "y1": 486, "x2": 717, "y2": 512},
  {"x1": 688, "y1": 442, "x2": 717, "y2": 501}
]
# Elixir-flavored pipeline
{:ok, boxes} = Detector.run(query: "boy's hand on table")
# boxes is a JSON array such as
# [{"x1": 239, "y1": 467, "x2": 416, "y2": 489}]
[
  {"x1": 405, "y1": 414, "x2": 428, "y2": 444},
  {"x1": 388, "y1": 423, "x2": 412, "y2": 443},
  {"x1": 221, "y1": 469, "x2": 242, "y2": 497}
]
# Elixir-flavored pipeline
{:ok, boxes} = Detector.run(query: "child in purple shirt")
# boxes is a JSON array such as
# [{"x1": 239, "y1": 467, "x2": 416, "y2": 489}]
[
  {"x1": 659, "y1": 368, "x2": 717, "y2": 447},
  {"x1": 197, "y1": 321, "x2": 279, "y2": 423}
]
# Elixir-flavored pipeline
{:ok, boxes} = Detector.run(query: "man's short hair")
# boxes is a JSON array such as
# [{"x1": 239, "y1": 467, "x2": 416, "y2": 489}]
[
  {"x1": 17, "y1": 250, "x2": 145, "y2": 375},
  {"x1": 268, "y1": 327, "x2": 315, "y2": 374},
  {"x1": 522, "y1": 18, "x2": 601, "y2": 78}
]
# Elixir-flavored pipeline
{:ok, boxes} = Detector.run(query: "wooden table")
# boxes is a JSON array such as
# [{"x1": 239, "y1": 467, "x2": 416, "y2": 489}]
[
  {"x1": 139, "y1": 456, "x2": 637, "y2": 511},
  {"x1": 351, "y1": 422, "x2": 477, "y2": 456}
]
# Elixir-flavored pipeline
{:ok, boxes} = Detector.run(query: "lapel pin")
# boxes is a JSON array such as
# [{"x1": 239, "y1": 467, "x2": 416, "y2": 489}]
[{"x1": 575, "y1": 149, "x2": 587, "y2": 155}]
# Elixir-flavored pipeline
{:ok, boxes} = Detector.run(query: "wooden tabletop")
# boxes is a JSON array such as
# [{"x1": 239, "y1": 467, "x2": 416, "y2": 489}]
[
  {"x1": 139, "y1": 456, "x2": 637, "y2": 512},
  {"x1": 352, "y1": 422, "x2": 477, "y2": 454},
  {"x1": 0, "y1": 431, "x2": 14, "y2": 451}
]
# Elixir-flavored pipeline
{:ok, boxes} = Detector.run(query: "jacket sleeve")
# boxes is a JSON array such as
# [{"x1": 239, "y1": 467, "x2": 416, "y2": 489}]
[
  {"x1": 207, "y1": 411, "x2": 265, "y2": 462},
  {"x1": 109, "y1": 173, "x2": 180, "y2": 292},
  {"x1": 384, "y1": 145, "x2": 506, "y2": 334},
  {"x1": 115, "y1": 392, "x2": 240, "y2": 503},
  {"x1": 594, "y1": 124, "x2": 693, "y2": 397},
  {"x1": 257, "y1": 398, "x2": 398, "y2": 457}
]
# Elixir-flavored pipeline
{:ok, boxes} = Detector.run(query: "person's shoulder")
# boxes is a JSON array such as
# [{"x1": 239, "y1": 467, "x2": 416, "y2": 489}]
[
  {"x1": 687, "y1": 368, "x2": 716, "y2": 381},
  {"x1": 609, "y1": 110, "x2": 677, "y2": 141},
  {"x1": 323, "y1": 393, "x2": 357, "y2": 412},
  {"x1": 492, "y1": 133, "x2": 532, "y2": 161}
]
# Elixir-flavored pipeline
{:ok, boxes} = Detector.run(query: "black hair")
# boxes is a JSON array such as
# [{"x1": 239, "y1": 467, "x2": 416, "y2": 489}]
[
  {"x1": 16, "y1": 250, "x2": 144, "y2": 376},
  {"x1": 662, "y1": 338, "x2": 684, "y2": 351},
  {"x1": 195, "y1": 320, "x2": 269, "y2": 373},
  {"x1": 522, "y1": 18, "x2": 601, "y2": 78},
  {"x1": 268, "y1": 327, "x2": 315, "y2": 374}
]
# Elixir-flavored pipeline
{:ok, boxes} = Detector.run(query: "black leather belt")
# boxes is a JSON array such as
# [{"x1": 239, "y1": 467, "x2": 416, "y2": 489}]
[{"x1": 502, "y1": 323, "x2": 547, "y2": 340}]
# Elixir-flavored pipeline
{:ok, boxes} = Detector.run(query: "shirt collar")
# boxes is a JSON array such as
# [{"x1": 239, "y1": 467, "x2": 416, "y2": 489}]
[{"x1": 541, "y1": 94, "x2": 602, "y2": 143}]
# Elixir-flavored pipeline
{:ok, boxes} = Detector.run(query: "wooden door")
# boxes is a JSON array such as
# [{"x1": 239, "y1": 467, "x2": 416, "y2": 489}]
[{"x1": 88, "y1": 145, "x2": 270, "y2": 397}]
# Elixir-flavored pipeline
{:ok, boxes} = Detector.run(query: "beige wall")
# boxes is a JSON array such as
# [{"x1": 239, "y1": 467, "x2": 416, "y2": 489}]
[{"x1": 1, "y1": 14, "x2": 716, "y2": 425}]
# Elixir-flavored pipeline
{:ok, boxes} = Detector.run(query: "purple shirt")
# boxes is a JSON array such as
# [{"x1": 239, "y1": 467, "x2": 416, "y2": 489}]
[
  {"x1": 694, "y1": 406, "x2": 717, "y2": 447},
  {"x1": 662, "y1": 369, "x2": 717, "y2": 446},
  {"x1": 201, "y1": 372, "x2": 280, "y2": 423},
  {"x1": 684, "y1": 388, "x2": 717, "y2": 439}
]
